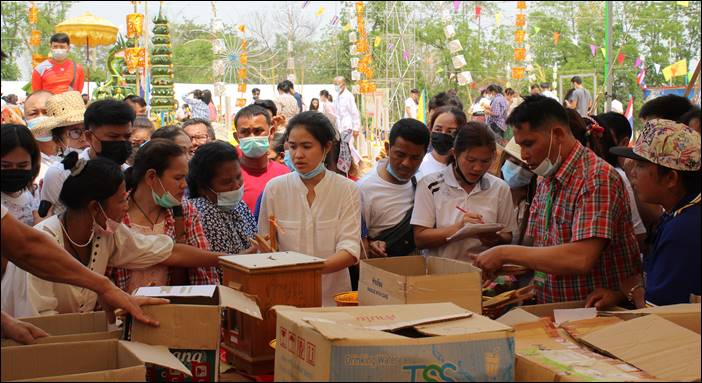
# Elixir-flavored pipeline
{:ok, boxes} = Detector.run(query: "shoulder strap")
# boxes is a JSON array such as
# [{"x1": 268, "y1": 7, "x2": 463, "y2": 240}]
[
  {"x1": 69, "y1": 61, "x2": 77, "y2": 90},
  {"x1": 411, "y1": 176, "x2": 417, "y2": 190}
]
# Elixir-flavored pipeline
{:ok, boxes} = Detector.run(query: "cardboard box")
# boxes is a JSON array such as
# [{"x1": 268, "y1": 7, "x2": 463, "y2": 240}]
[
  {"x1": 580, "y1": 314, "x2": 700, "y2": 381},
  {"x1": 127, "y1": 285, "x2": 262, "y2": 382},
  {"x1": 1, "y1": 339, "x2": 191, "y2": 382},
  {"x1": 1, "y1": 311, "x2": 121, "y2": 347},
  {"x1": 274, "y1": 303, "x2": 515, "y2": 382},
  {"x1": 358, "y1": 256, "x2": 482, "y2": 314},
  {"x1": 601, "y1": 303, "x2": 701, "y2": 334}
]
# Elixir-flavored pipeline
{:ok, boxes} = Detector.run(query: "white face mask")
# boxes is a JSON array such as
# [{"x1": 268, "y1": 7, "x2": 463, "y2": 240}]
[
  {"x1": 532, "y1": 128, "x2": 562, "y2": 178},
  {"x1": 209, "y1": 184, "x2": 244, "y2": 210},
  {"x1": 51, "y1": 48, "x2": 69, "y2": 61}
]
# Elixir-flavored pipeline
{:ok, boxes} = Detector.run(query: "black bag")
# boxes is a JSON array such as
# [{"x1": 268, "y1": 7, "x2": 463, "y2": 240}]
[{"x1": 372, "y1": 177, "x2": 417, "y2": 257}]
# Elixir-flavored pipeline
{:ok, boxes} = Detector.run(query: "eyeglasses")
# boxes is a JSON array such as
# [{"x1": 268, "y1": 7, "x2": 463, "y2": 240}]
[
  {"x1": 190, "y1": 134, "x2": 209, "y2": 143},
  {"x1": 67, "y1": 127, "x2": 85, "y2": 140}
]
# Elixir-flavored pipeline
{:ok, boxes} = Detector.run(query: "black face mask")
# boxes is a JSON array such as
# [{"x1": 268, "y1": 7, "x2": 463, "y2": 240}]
[
  {"x1": 98, "y1": 140, "x2": 132, "y2": 165},
  {"x1": 431, "y1": 132, "x2": 454, "y2": 156},
  {"x1": 1, "y1": 169, "x2": 33, "y2": 194}
]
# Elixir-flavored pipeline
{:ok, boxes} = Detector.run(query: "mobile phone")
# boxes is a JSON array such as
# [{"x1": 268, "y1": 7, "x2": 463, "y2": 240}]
[{"x1": 38, "y1": 200, "x2": 52, "y2": 218}]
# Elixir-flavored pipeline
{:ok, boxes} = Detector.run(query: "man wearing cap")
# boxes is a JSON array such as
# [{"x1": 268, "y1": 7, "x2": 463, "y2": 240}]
[
  {"x1": 471, "y1": 96, "x2": 641, "y2": 305},
  {"x1": 596, "y1": 119, "x2": 700, "y2": 307}
]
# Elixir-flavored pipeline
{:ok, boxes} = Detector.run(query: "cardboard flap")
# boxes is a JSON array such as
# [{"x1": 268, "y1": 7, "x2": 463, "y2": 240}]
[
  {"x1": 416, "y1": 314, "x2": 513, "y2": 337},
  {"x1": 580, "y1": 314, "x2": 701, "y2": 381},
  {"x1": 496, "y1": 308, "x2": 540, "y2": 327},
  {"x1": 365, "y1": 311, "x2": 472, "y2": 331},
  {"x1": 601, "y1": 303, "x2": 700, "y2": 316},
  {"x1": 553, "y1": 307, "x2": 597, "y2": 326},
  {"x1": 119, "y1": 341, "x2": 192, "y2": 377},
  {"x1": 301, "y1": 313, "x2": 405, "y2": 340},
  {"x1": 218, "y1": 286, "x2": 262, "y2": 320}
]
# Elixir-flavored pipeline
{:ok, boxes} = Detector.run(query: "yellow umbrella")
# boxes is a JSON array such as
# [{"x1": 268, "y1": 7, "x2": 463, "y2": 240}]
[{"x1": 55, "y1": 12, "x2": 119, "y2": 93}]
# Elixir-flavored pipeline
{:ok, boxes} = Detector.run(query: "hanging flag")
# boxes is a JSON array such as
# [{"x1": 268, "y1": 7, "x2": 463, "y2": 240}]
[
  {"x1": 617, "y1": 52, "x2": 625, "y2": 65},
  {"x1": 330, "y1": 15, "x2": 340, "y2": 25},
  {"x1": 653, "y1": 63, "x2": 661, "y2": 74},
  {"x1": 416, "y1": 89, "x2": 428, "y2": 124},
  {"x1": 553, "y1": 31, "x2": 560, "y2": 45},
  {"x1": 302, "y1": 1, "x2": 310, "y2": 8},
  {"x1": 533, "y1": 26, "x2": 540, "y2": 36},
  {"x1": 403, "y1": 50, "x2": 410, "y2": 61},
  {"x1": 662, "y1": 59, "x2": 687, "y2": 80},
  {"x1": 475, "y1": 6, "x2": 481, "y2": 18},
  {"x1": 624, "y1": 95, "x2": 634, "y2": 132},
  {"x1": 495, "y1": 13, "x2": 502, "y2": 25},
  {"x1": 676, "y1": 1, "x2": 689, "y2": 6},
  {"x1": 600, "y1": 47, "x2": 607, "y2": 57},
  {"x1": 634, "y1": 57, "x2": 642, "y2": 68},
  {"x1": 238, "y1": 24, "x2": 246, "y2": 33},
  {"x1": 517, "y1": 1, "x2": 527, "y2": 10},
  {"x1": 453, "y1": 1, "x2": 461, "y2": 13},
  {"x1": 315, "y1": 6, "x2": 325, "y2": 17},
  {"x1": 373, "y1": 36, "x2": 381, "y2": 47},
  {"x1": 637, "y1": 67, "x2": 646, "y2": 87},
  {"x1": 590, "y1": 44, "x2": 597, "y2": 56},
  {"x1": 342, "y1": 23, "x2": 352, "y2": 32}
]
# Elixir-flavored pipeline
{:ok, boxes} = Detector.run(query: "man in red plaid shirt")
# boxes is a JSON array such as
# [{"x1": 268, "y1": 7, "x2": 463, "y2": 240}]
[{"x1": 473, "y1": 95, "x2": 642, "y2": 304}]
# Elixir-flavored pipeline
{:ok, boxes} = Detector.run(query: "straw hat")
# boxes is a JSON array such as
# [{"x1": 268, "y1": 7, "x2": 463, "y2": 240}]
[
  {"x1": 503, "y1": 137, "x2": 525, "y2": 164},
  {"x1": 31, "y1": 91, "x2": 86, "y2": 137}
]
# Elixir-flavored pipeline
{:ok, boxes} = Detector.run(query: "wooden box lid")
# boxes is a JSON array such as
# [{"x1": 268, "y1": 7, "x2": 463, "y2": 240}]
[{"x1": 220, "y1": 252, "x2": 325, "y2": 273}]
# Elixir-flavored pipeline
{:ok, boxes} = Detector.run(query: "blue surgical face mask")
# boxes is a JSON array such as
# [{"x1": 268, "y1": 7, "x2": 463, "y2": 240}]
[
  {"x1": 386, "y1": 161, "x2": 412, "y2": 183},
  {"x1": 239, "y1": 136, "x2": 270, "y2": 158},
  {"x1": 209, "y1": 184, "x2": 244, "y2": 210},
  {"x1": 296, "y1": 151, "x2": 327, "y2": 180},
  {"x1": 501, "y1": 160, "x2": 533, "y2": 189},
  {"x1": 151, "y1": 177, "x2": 181, "y2": 208},
  {"x1": 283, "y1": 150, "x2": 295, "y2": 172},
  {"x1": 27, "y1": 116, "x2": 53, "y2": 142}
]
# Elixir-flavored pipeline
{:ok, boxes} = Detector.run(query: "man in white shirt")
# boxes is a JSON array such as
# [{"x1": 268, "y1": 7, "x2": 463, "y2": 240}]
[
  {"x1": 333, "y1": 76, "x2": 361, "y2": 137},
  {"x1": 540, "y1": 82, "x2": 559, "y2": 102},
  {"x1": 404, "y1": 89, "x2": 419, "y2": 119},
  {"x1": 358, "y1": 119, "x2": 430, "y2": 257},
  {"x1": 610, "y1": 95, "x2": 624, "y2": 114}
]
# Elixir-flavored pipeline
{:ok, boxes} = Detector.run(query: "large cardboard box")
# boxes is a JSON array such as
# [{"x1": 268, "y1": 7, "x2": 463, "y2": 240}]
[
  {"x1": 358, "y1": 256, "x2": 482, "y2": 314},
  {"x1": 127, "y1": 285, "x2": 262, "y2": 382},
  {"x1": 274, "y1": 303, "x2": 515, "y2": 382},
  {"x1": 1, "y1": 311, "x2": 121, "y2": 347},
  {"x1": 1, "y1": 339, "x2": 191, "y2": 381},
  {"x1": 601, "y1": 303, "x2": 701, "y2": 334}
]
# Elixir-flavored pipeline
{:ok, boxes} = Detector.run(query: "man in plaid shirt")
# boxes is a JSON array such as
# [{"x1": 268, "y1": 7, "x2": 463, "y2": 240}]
[
  {"x1": 473, "y1": 95, "x2": 641, "y2": 304},
  {"x1": 484, "y1": 84, "x2": 509, "y2": 142}
]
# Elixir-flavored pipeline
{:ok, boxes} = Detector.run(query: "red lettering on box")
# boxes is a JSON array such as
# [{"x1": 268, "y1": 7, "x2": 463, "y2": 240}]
[
  {"x1": 289, "y1": 333, "x2": 296, "y2": 353},
  {"x1": 280, "y1": 327, "x2": 288, "y2": 350},
  {"x1": 306, "y1": 341, "x2": 316, "y2": 366},
  {"x1": 297, "y1": 337, "x2": 305, "y2": 359}
]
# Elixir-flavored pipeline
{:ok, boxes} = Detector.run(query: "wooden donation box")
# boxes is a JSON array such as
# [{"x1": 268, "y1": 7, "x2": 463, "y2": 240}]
[{"x1": 219, "y1": 252, "x2": 324, "y2": 374}]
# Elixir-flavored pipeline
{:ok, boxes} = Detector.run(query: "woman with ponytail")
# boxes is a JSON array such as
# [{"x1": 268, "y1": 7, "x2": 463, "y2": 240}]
[
  {"x1": 108, "y1": 138, "x2": 221, "y2": 293},
  {"x1": 1, "y1": 152, "x2": 225, "y2": 317}
]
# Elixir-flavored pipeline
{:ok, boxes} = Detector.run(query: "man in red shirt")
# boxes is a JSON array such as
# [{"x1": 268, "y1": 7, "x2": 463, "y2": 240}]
[
  {"x1": 472, "y1": 95, "x2": 641, "y2": 304},
  {"x1": 31, "y1": 33, "x2": 84, "y2": 95},
  {"x1": 234, "y1": 104, "x2": 289, "y2": 212}
]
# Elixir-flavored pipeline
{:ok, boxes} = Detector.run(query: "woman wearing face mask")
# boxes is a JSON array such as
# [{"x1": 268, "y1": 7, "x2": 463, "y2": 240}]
[
  {"x1": 498, "y1": 138, "x2": 537, "y2": 245},
  {"x1": 1, "y1": 124, "x2": 41, "y2": 226},
  {"x1": 258, "y1": 112, "x2": 361, "y2": 306},
  {"x1": 0, "y1": 153, "x2": 224, "y2": 317},
  {"x1": 411, "y1": 122, "x2": 518, "y2": 261},
  {"x1": 187, "y1": 141, "x2": 258, "y2": 269},
  {"x1": 108, "y1": 139, "x2": 221, "y2": 293},
  {"x1": 415, "y1": 106, "x2": 467, "y2": 181}
]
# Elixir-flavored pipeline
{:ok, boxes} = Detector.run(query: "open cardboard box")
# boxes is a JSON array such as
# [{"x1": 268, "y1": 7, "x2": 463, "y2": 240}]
[
  {"x1": 358, "y1": 256, "x2": 482, "y2": 314},
  {"x1": 127, "y1": 285, "x2": 262, "y2": 382},
  {"x1": 1, "y1": 311, "x2": 121, "y2": 347},
  {"x1": 274, "y1": 302, "x2": 514, "y2": 382},
  {"x1": 1, "y1": 339, "x2": 191, "y2": 382},
  {"x1": 497, "y1": 301, "x2": 701, "y2": 381}
]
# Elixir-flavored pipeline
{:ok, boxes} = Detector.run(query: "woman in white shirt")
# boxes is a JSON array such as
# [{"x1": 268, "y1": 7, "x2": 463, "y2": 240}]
[
  {"x1": 1, "y1": 154, "x2": 224, "y2": 317},
  {"x1": 1, "y1": 124, "x2": 40, "y2": 226},
  {"x1": 258, "y1": 111, "x2": 360, "y2": 306},
  {"x1": 319, "y1": 90, "x2": 337, "y2": 130},
  {"x1": 411, "y1": 122, "x2": 518, "y2": 262}
]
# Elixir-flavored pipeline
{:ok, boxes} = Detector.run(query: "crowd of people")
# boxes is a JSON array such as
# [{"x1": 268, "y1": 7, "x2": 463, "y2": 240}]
[{"x1": 1, "y1": 33, "x2": 700, "y2": 346}]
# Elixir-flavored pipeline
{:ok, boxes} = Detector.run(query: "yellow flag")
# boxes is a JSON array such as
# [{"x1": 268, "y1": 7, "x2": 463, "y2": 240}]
[
  {"x1": 315, "y1": 6, "x2": 325, "y2": 17},
  {"x1": 662, "y1": 59, "x2": 688, "y2": 81},
  {"x1": 676, "y1": 1, "x2": 689, "y2": 7},
  {"x1": 495, "y1": 13, "x2": 502, "y2": 25},
  {"x1": 374, "y1": 36, "x2": 381, "y2": 47},
  {"x1": 342, "y1": 23, "x2": 352, "y2": 32}
]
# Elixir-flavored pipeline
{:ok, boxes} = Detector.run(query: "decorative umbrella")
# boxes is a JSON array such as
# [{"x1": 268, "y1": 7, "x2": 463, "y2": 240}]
[{"x1": 55, "y1": 12, "x2": 119, "y2": 94}]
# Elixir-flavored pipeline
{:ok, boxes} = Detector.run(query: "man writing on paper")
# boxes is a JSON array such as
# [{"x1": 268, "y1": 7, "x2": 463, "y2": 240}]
[{"x1": 472, "y1": 96, "x2": 641, "y2": 304}]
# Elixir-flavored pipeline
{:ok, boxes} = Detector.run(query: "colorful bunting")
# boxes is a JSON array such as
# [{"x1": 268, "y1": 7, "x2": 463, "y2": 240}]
[
  {"x1": 625, "y1": 95, "x2": 634, "y2": 130},
  {"x1": 330, "y1": 15, "x2": 340, "y2": 25},
  {"x1": 514, "y1": 47, "x2": 526, "y2": 61},
  {"x1": 516, "y1": 14, "x2": 526, "y2": 27},
  {"x1": 533, "y1": 26, "x2": 540, "y2": 35},
  {"x1": 662, "y1": 59, "x2": 687, "y2": 81},
  {"x1": 315, "y1": 6, "x2": 325, "y2": 17},
  {"x1": 553, "y1": 31, "x2": 560, "y2": 45},
  {"x1": 238, "y1": 24, "x2": 246, "y2": 33},
  {"x1": 302, "y1": 1, "x2": 311, "y2": 9},
  {"x1": 517, "y1": 1, "x2": 527, "y2": 10},
  {"x1": 495, "y1": 13, "x2": 502, "y2": 25},
  {"x1": 512, "y1": 67, "x2": 526, "y2": 79},
  {"x1": 515, "y1": 30, "x2": 526, "y2": 43},
  {"x1": 374, "y1": 36, "x2": 381, "y2": 47},
  {"x1": 635, "y1": 57, "x2": 642, "y2": 68},
  {"x1": 403, "y1": 50, "x2": 410, "y2": 61},
  {"x1": 676, "y1": 1, "x2": 689, "y2": 6},
  {"x1": 590, "y1": 44, "x2": 597, "y2": 56},
  {"x1": 475, "y1": 6, "x2": 481, "y2": 19},
  {"x1": 453, "y1": 1, "x2": 461, "y2": 13},
  {"x1": 637, "y1": 67, "x2": 646, "y2": 87},
  {"x1": 600, "y1": 47, "x2": 606, "y2": 57},
  {"x1": 617, "y1": 53, "x2": 625, "y2": 65}
]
